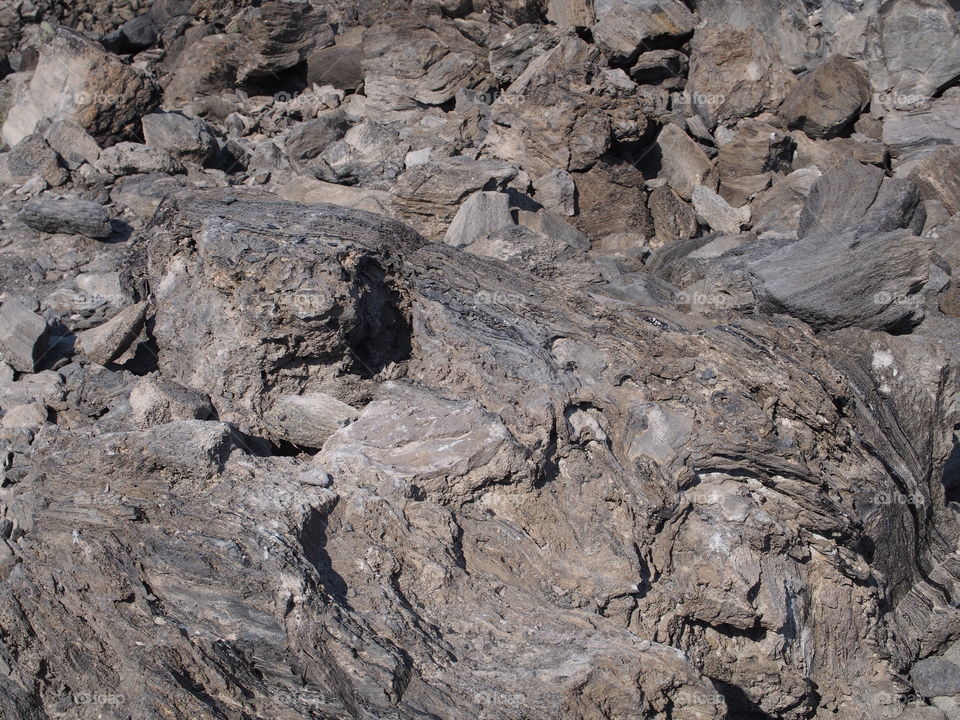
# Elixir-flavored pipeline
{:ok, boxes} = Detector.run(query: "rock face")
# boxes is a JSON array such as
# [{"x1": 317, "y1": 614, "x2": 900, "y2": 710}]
[{"x1": 1, "y1": 3, "x2": 960, "y2": 720}]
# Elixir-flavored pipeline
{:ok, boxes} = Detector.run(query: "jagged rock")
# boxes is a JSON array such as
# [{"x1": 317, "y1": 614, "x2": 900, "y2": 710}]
[
  {"x1": 546, "y1": 0, "x2": 594, "y2": 28},
  {"x1": 0, "y1": 133, "x2": 68, "y2": 188},
  {"x1": 648, "y1": 184, "x2": 699, "y2": 246},
  {"x1": 129, "y1": 376, "x2": 214, "y2": 429},
  {"x1": 630, "y1": 49, "x2": 688, "y2": 87},
  {"x1": 591, "y1": 0, "x2": 696, "y2": 66},
  {"x1": 17, "y1": 196, "x2": 112, "y2": 239},
  {"x1": 2, "y1": 27, "x2": 159, "y2": 147},
  {"x1": 42, "y1": 120, "x2": 100, "y2": 169},
  {"x1": 95, "y1": 141, "x2": 185, "y2": 175},
  {"x1": 533, "y1": 168, "x2": 577, "y2": 216},
  {"x1": 655, "y1": 123, "x2": 713, "y2": 201},
  {"x1": 907, "y1": 146, "x2": 960, "y2": 215},
  {"x1": 101, "y1": 13, "x2": 160, "y2": 54},
  {"x1": 231, "y1": 1, "x2": 334, "y2": 83},
  {"x1": 306, "y1": 44, "x2": 364, "y2": 92},
  {"x1": 488, "y1": 24, "x2": 560, "y2": 85},
  {"x1": 753, "y1": 228, "x2": 931, "y2": 331},
  {"x1": 312, "y1": 121, "x2": 408, "y2": 186},
  {"x1": 779, "y1": 55, "x2": 871, "y2": 139},
  {"x1": 162, "y1": 33, "x2": 241, "y2": 106},
  {"x1": 751, "y1": 166, "x2": 822, "y2": 240},
  {"x1": 443, "y1": 190, "x2": 514, "y2": 248},
  {"x1": 1, "y1": 401, "x2": 47, "y2": 430},
  {"x1": 0, "y1": 297, "x2": 48, "y2": 373},
  {"x1": 691, "y1": 184, "x2": 749, "y2": 235},
  {"x1": 75, "y1": 301, "x2": 148, "y2": 366},
  {"x1": 686, "y1": 25, "x2": 795, "y2": 128},
  {"x1": 284, "y1": 112, "x2": 352, "y2": 167},
  {"x1": 142, "y1": 111, "x2": 218, "y2": 165},
  {"x1": 882, "y1": 96, "x2": 960, "y2": 162},
  {"x1": 264, "y1": 392, "x2": 359, "y2": 448},
  {"x1": 910, "y1": 657, "x2": 960, "y2": 699}
]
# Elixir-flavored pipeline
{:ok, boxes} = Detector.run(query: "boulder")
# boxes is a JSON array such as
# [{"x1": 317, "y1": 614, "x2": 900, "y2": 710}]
[
  {"x1": 591, "y1": 0, "x2": 696, "y2": 66},
  {"x1": 142, "y1": 111, "x2": 218, "y2": 165},
  {"x1": 264, "y1": 392, "x2": 359, "y2": 448},
  {"x1": 779, "y1": 55, "x2": 871, "y2": 139},
  {"x1": 655, "y1": 123, "x2": 713, "y2": 201},
  {"x1": 0, "y1": 297, "x2": 49, "y2": 373},
  {"x1": 17, "y1": 196, "x2": 112, "y2": 239},
  {"x1": 129, "y1": 376, "x2": 214, "y2": 429},
  {"x1": 443, "y1": 191, "x2": 514, "y2": 248},
  {"x1": 75, "y1": 302, "x2": 148, "y2": 366}
]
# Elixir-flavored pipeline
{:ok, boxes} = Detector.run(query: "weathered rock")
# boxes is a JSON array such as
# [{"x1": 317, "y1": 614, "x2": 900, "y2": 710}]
[
  {"x1": 129, "y1": 376, "x2": 214, "y2": 429},
  {"x1": 0, "y1": 133, "x2": 68, "y2": 187},
  {"x1": 306, "y1": 44, "x2": 364, "y2": 92},
  {"x1": 17, "y1": 196, "x2": 112, "y2": 239},
  {"x1": 2, "y1": 27, "x2": 159, "y2": 147},
  {"x1": 533, "y1": 168, "x2": 577, "y2": 216},
  {"x1": 488, "y1": 24, "x2": 560, "y2": 85},
  {"x1": 630, "y1": 49, "x2": 688, "y2": 87},
  {"x1": 655, "y1": 123, "x2": 713, "y2": 201},
  {"x1": 162, "y1": 33, "x2": 241, "y2": 106},
  {"x1": 42, "y1": 120, "x2": 100, "y2": 169},
  {"x1": 75, "y1": 301, "x2": 148, "y2": 366},
  {"x1": 648, "y1": 184, "x2": 699, "y2": 246},
  {"x1": 882, "y1": 96, "x2": 960, "y2": 162},
  {"x1": 264, "y1": 392, "x2": 359, "y2": 448},
  {"x1": 591, "y1": 0, "x2": 696, "y2": 66},
  {"x1": 0, "y1": 297, "x2": 49, "y2": 373},
  {"x1": 691, "y1": 183, "x2": 749, "y2": 235},
  {"x1": 546, "y1": 0, "x2": 594, "y2": 28},
  {"x1": 443, "y1": 190, "x2": 514, "y2": 248},
  {"x1": 910, "y1": 657, "x2": 960, "y2": 699},
  {"x1": 908, "y1": 146, "x2": 960, "y2": 215},
  {"x1": 779, "y1": 55, "x2": 871, "y2": 139},
  {"x1": 95, "y1": 141, "x2": 185, "y2": 175},
  {"x1": 1, "y1": 401, "x2": 46, "y2": 430},
  {"x1": 142, "y1": 111, "x2": 218, "y2": 165},
  {"x1": 231, "y1": 1, "x2": 334, "y2": 83},
  {"x1": 751, "y1": 166, "x2": 822, "y2": 240},
  {"x1": 686, "y1": 26, "x2": 795, "y2": 128}
]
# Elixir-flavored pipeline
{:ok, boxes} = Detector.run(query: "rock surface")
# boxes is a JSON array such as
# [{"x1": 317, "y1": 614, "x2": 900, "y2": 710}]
[{"x1": 0, "y1": 3, "x2": 959, "y2": 720}]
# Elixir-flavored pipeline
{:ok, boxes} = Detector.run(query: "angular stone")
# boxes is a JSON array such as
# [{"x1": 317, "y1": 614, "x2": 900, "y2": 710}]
[
  {"x1": 18, "y1": 196, "x2": 112, "y2": 239},
  {"x1": 42, "y1": 120, "x2": 100, "y2": 169},
  {"x1": 142, "y1": 111, "x2": 218, "y2": 165},
  {"x1": 779, "y1": 55, "x2": 871, "y2": 139},
  {"x1": 75, "y1": 302, "x2": 148, "y2": 366},
  {"x1": 444, "y1": 191, "x2": 514, "y2": 248},
  {"x1": 95, "y1": 142, "x2": 184, "y2": 176},
  {"x1": 692, "y1": 184, "x2": 748, "y2": 235},
  {"x1": 882, "y1": 96, "x2": 960, "y2": 162},
  {"x1": 1, "y1": 402, "x2": 47, "y2": 430},
  {"x1": 546, "y1": 0, "x2": 595, "y2": 28},
  {"x1": 264, "y1": 392, "x2": 359, "y2": 448},
  {"x1": 306, "y1": 44, "x2": 364, "y2": 92},
  {"x1": 0, "y1": 134, "x2": 68, "y2": 187},
  {"x1": 162, "y1": 33, "x2": 241, "y2": 106},
  {"x1": 908, "y1": 146, "x2": 960, "y2": 215},
  {"x1": 648, "y1": 185, "x2": 699, "y2": 246},
  {"x1": 911, "y1": 657, "x2": 960, "y2": 699},
  {"x1": 0, "y1": 298, "x2": 49, "y2": 373},
  {"x1": 488, "y1": 24, "x2": 560, "y2": 85},
  {"x1": 129, "y1": 376, "x2": 214, "y2": 430},
  {"x1": 591, "y1": 0, "x2": 696, "y2": 66},
  {"x1": 232, "y1": 1, "x2": 334, "y2": 82},
  {"x1": 655, "y1": 123, "x2": 713, "y2": 201},
  {"x1": 2, "y1": 27, "x2": 159, "y2": 147},
  {"x1": 630, "y1": 49, "x2": 688, "y2": 87}
]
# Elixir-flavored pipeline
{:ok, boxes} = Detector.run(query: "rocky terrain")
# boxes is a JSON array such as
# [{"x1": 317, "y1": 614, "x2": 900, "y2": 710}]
[{"x1": 0, "y1": 0, "x2": 960, "y2": 718}]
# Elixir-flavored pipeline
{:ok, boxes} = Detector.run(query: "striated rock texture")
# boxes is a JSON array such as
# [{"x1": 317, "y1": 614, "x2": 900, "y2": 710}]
[{"x1": 1, "y1": 1, "x2": 960, "y2": 719}]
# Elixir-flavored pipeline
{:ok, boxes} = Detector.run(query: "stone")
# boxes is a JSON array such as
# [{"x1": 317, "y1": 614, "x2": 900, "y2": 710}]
[
  {"x1": 142, "y1": 111, "x2": 218, "y2": 165},
  {"x1": 129, "y1": 376, "x2": 214, "y2": 429},
  {"x1": 443, "y1": 191, "x2": 514, "y2": 248},
  {"x1": 101, "y1": 13, "x2": 160, "y2": 54},
  {"x1": 882, "y1": 96, "x2": 960, "y2": 162},
  {"x1": 2, "y1": 27, "x2": 159, "y2": 147},
  {"x1": 654, "y1": 123, "x2": 713, "y2": 201},
  {"x1": 692, "y1": 184, "x2": 749, "y2": 235},
  {"x1": 306, "y1": 45, "x2": 364, "y2": 92},
  {"x1": 75, "y1": 302, "x2": 148, "y2": 366},
  {"x1": 162, "y1": 33, "x2": 241, "y2": 106},
  {"x1": 95, "y1": 142, "x2": 184, "y2": 176},
  {"x1": 686, "y1": 25, "x2": 795, "y2": 128},
  {"x1": 284, "y1": 112, "x2": 352, "y2": 165},
  {"x1": 488, "y1": 24, "x2": 559, "y2": 85},
  {"x1": 533, "y1": 169, "x2": 577, "y2": 216},
  {"x1": 17, "y1": 196, "x2": 112, "y2": 239},
  {"x1": 910, "y1": 657, "x2": 960, "y2": 699},
  {"x1": 1, "y1": 401, "x2": 46, "y2": 430},
  {"x1": 0, "y1": 134, "x2": 68, "y2": 188},
  {"x1": 0, "y1": 297, "x2": 48, "y2": 373},
  {"x1": 264, "y1": 392, "x2": 359, "y2": 448},
  {"x1": 546, "y1": 0, "x2": 594, "y2": 28},
  {"x1": 648, "y1": 185, "x2": 699, "y2": 246},
  {"x1": 42, "y1": 120, "x2": 100, "y2": 169},
  {"x1": 630, "y1": 49, "x2": 688, "y2": 87},
  {"x1": 751, "y1": 166, "x2": 822, "y2": 241},
  {"x1": 908, "y1": 146, "x2": 960, "y2": 215},
  {"x1": 779, "y1": 55, "x2": 871, "y2": 139},
  {"x1": 232, "y1": 1, "x2": 334, "y2": 83},
  {"x1": 591, "y1": 0, "x2": 696, "y2": 66}
]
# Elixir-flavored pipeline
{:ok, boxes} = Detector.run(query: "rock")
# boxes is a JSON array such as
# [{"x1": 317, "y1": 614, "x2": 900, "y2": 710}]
[
  {"x1": 686, "y1": 25, "x2": 795, "y2": 128},
  {"x1": 488, "y1": 24, "x2": 559, "y2": 85},
  {"x1": 0, "y1": 134, "x2": 68, "y2": 187},
  {"x1": 752, "y1": 228, "x2": 931, "y2": 331},
  {"x1": 799, "y1": 160, "x2": 925, "y2": 238},
  {"x1": 101, "y1": 13, "x2": 159, "y2": 54},
  {"x1": 591, "y1": 0, "x2": 696, "y2": 66},
  {"x1": 655, "y1": 123, "x2": 713, "y2": 201},
  {"x1": 443, "y1": 191, "x2": 514, "y2": 248},
  {"x1": 546, "y1": 0, "x2": 595, "y2": 28},
  {"x1": 882, "y1": 96, "x2": 960, "y2": 162},
  {"x1": 0, "y1": 297, "x2": 49, "y2": 373},
  {"x1": 129, "y1": 376, "x2": 214, "y2": 429},
  {"x1": 533, "y1": 169, "x2": 577, "y2": 216},
  {"x1": 692, "y1": 184, "x2": 749, "y2": 235},
  {"x1": 779, "y1": 55, "x2": 871, "y2": 139},
  {"x1": 908, "y1": 146, "x2": 960, "y2": 215},
  {"x1": 751, "y1": 166, "x2": 822, "y2": 240},
  {"x1": 142, "y1": 111, "x2": 218, "y2": 165},
  {"x1": 284, "y1": 112, "x2": 352, "y2": 166},
  {"x1": 232, "y1": 1, "x2": 334, "y2": 83},
  {"x1": 162, "y1": 33, "x2": 241, "y2": 106},
  {"x1": 630, "y1": 49, "x2": 688, "y2": 87},
  {"x1": 312, "y1": 121, "x2": 408, "y2": 186},
  {"x1": 648, "y1": 184, "x2": 699, "y2": 246},
  {"x1": 910, "y1": 657, "x2": 960, "y2": 698},
  {"x1": 306, "y1": 44, "x2": 364, "y2": 92},
  {"x1": 42, "y1": 120, "x2": 100, "y2": 169},
  {"x1": 17, "y1": 196, "x2": 112, "y2": 239},
  {"x1": 264, "y1": 392, "x2": 359, "y2": 448},
  {"x1": 1, "y1": 401, "x2": 46, "y2": 430},
  {"x1": 95, "y1": 141, "x2": 184, "y2": 176},
  {"x1": 75, "y1": 302, "x2": 148, "y2": 366},
  {"x1": 2, "y1": 27, "x2": 159, "y2": 148}
]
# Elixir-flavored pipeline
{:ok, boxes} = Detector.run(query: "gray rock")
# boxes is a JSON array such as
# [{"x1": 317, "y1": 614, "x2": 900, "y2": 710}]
[
  {"x1": 630, "y1": 49, "x2": 688, "y2": 87},
  {"x1": 910, "y1": 657, "x2": 960, "y2": 698},
  {"x1": 95, "y1": 142, "x2": 184, "y2": 176},
  {"x1": 443, "y1": 190, "x2": 514, "y2": 248},
  {"x1": 1, "y1": 401, "x2": 46, "y2": 430},
  {"x1": 101, "y1": 13, "x2": 160, "y2": 54},
  {"x1": 264, "y1": 392, "x2": 359, "y2": 448},
  {"x1": 42, "y1": 120, "x2": 100, "y2": 169},
  {"x1": 655, "y1": 123, "x2": 713, "y2": 201},
  {"x1": 692, "y1": 184, "x2": 749, "y2": 235},
  {"x1": 533, "y1": 168, "x2": 577, "y2": 216},
  {"x1": 129, "y1": 376, "x2": 214, "y2": 429},
  {"x1": 648, "y1": 185, "x2": 699, "y2": 246},
  {"x1": 284, "y1": 112, "x2": 352, "y2": 165},
  {"x1": 75, "y1": 302, "x2": 148, "y2": 366},
  {"x1": 779, "y1": 55, "x2": 871, "y2": 139},
  {"x1": 306, "y1": 44, "x2": 364, "y2": 92},
  {"x1": 591, "y1": 0, "x2": 696, "y2": 66},
  {"x1": 752, "y1": 228, "x2": 931, "y2": 331},
  {"x1": 0, "y1": 297, "x2": 48, "y2": 373},
  {"x1": 488, "y1": 24, "x2": 560, "y2": 85},
  {"x1": 17, "y1": 196, "x2": 112, "y2": 239},
  {"x1": 142, "y1": 111, "x2": 218, "y2": 165},
  {"x1": 233, "y1": 0, "x2": 334, "y2": 83},
  {"x1": 0, "y1": 134, "x2": 68, "y2": 188},
  {"x1": 883, "y1": 96, "x2": 960, "y2": 162},
  {"x1": 908, "y1": 146, "x2": 960, "y2": 215}
]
